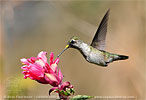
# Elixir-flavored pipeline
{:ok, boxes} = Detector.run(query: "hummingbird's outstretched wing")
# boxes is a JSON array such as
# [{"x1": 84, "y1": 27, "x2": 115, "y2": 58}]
[{"x1": 91, "y1": 9, "x2": 110, "y2": 50}]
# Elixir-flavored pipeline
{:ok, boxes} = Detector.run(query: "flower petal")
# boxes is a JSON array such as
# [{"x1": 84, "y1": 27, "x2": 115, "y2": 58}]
[
  {"x1": 45, "y1": 73, "x2": 58, "y2": 82},
  {"x1": 30, "y1": 57, "x2": 36, "y2": 63},
  {"x1": 37, "y1": 51, "x2": 47, "y2": 63},
  {"x1": 53, "y1": 58, "x2": 59, "y2": 64},
  {"x1": 61, "y1": 81, "x2": 71, "y2": 90},
  {"x1": 35, "y1": 59, "x2": 45, "y2": 68},
  {"x1": 58, "y1": 69, "x2": 63, "y2": 82},
  {"x1": 49, "y1": 87, "x2": 58, "y2": 95},
  {"x1": 29, "y1": 64, "x2": 44, "y2": 78},
  {"x1": 50, "y1": 52, "x2": 54, "y2": 65},
  {"x1": 21, "y1": 65, "x2": 28, "y2": 70},
  {"x1": 50, "y1": 64, "x2": 57, "y2": 73},
  {"x1": 20, "y1": 58, "x2": 29, "y2": 65}
]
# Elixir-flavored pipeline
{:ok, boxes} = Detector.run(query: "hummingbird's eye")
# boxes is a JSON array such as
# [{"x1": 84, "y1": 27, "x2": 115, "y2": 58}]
[{"x1": 70, "y1": 40, "x2": 75, "y2": 44}]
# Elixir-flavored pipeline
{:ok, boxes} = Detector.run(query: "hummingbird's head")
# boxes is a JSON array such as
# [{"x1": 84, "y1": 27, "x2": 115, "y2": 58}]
[
  {"x1": 57, "y1": 36, "x2": 81, "y2": 58},
  {"x1": 68, "y1": 36, "x2": 80, "y2": 48}
]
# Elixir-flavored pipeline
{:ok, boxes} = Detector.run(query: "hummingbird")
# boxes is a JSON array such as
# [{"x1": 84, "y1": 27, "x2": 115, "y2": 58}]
[{"x1": 57, "y1": 9, "x2": 128, "y2": 67}]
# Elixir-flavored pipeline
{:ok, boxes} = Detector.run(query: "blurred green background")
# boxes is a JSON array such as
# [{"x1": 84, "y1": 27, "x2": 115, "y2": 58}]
[{"x1": 0, "y1": 0, "x2": 145, "y2": 100}]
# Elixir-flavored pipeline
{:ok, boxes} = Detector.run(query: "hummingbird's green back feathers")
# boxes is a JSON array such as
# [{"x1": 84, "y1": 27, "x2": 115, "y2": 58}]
[{"x1": 91, "y1": 9, "x2": 110, "y2": 50}]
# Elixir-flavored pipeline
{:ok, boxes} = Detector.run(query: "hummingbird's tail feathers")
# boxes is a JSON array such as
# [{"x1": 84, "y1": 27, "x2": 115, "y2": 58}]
[
  {"x1": 104, "y1": 53, "x2": 128, "y2": 64},
  {"x1": 117, "y1": 55, "x2": 129, "y2": 60},
  {"x1": 105, "y1": 55, "x2": 128, "y2": 65}
]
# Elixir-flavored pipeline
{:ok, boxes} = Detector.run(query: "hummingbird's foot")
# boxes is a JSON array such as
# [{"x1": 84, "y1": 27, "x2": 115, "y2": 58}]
[
  {"x1": 100, "y1": 62, "x2": 108, "y2": 67},
  {"x1": 105, "y1": 62, "x2": 109, "y2": 66},
  {"x1": 104, "y1": 64, "x2": 108, "y2": 67}
]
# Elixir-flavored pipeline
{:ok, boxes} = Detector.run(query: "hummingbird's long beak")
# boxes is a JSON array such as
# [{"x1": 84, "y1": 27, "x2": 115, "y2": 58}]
[{"x1": 57, "y1": 44, "x2": 69, "y2": 58}]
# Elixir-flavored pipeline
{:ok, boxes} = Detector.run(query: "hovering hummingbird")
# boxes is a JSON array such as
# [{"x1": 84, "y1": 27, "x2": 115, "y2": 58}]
[{"x1": 57, "y1": 9, "x2": 128, "y2": 67}]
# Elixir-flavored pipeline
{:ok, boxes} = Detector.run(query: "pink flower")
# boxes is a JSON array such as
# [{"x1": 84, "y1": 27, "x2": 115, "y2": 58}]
[
  {"x1": 21, "y1": 51, "x2": 63, "y2": 87},
  {"x1": 21, "y1": 51, "x2": 74, "y2": 99},
  {"x1": 49, "y1": 81, "x2": 74, "y2": 94},
  {"x1": 49, "y1": 81, "x2": 74, "y2": 99}
]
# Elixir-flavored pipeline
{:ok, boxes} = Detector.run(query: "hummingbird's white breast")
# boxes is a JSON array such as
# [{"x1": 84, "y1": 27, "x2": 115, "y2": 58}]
[
  {"x1": 88, "y1": 51, "x2": 106, "y2": 66},
  {"x1": 80, "y1": 43, "x2": 91, "y2": 56},
  {"x1": 79, "y1": 43, "x2": 106, "y2": 66}
]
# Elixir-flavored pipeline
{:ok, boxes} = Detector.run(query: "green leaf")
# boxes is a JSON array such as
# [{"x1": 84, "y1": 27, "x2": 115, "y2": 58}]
[
  {"x1": 66, "y1": 88, "x2": 75, "y2": 95},
  {"x1": 70, "y1": 95, "x2": 93, "y2": 100},
  {"x1": 70, "y1": 88, "x2": 75, "y2": 94}
]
